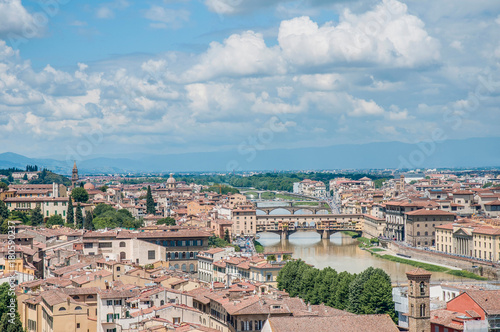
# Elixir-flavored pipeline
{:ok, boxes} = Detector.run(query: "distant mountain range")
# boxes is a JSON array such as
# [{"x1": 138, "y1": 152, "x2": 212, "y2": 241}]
[{"x1": 1, "y1": 137, "x2": 499, "y2": 174}]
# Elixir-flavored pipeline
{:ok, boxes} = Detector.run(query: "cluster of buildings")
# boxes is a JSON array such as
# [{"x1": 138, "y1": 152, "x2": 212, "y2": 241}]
[{"x1": 292, "y1": 179, "x2": 326, "y2": 197}]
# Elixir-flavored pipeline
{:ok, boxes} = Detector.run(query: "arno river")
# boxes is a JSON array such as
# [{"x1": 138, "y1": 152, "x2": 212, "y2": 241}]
[{"x1": 259, "y1": 231, "x2": 468, "y2": 283}]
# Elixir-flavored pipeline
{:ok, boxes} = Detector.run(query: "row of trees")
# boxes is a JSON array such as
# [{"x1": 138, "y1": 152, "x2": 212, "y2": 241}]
[
  {"x1": 25, "y1": 165, "x2": 39, "y2": 172},
  {"x1": 277, "y1": 260, "x2": 396, "y2": 322}
]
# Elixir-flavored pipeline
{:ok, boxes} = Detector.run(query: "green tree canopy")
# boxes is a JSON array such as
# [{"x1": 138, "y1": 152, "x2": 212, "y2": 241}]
[
  {"x1": 157, "y1": 217, "x2": 176, "y2": 226},
  {"x1": 46, "y1": 214, "x2": 64, "y2": 227},
  {"x1": 0, "y1": 182, "x2": 8, "y2": 191},
  {"x1": 93, "y1": 203, "x2": 115, "y2": 217},
  {"x1": 84, "y1": 211, "x2": 94, "y2": 230},
  {"x1": 31, "y1": 206, "x2": 43, "y2": 226},
  {"x1": 146, "y1": 185, "x2": 155, "y2": 214},
  {"x1": 0, "y1": 200, "x2": 8, "y2": 219},
  {"x1": 66, "y1": 196, "x2": 74, "y2": 225},
  {"x1": 75, "y1": 204, "x2": 83, "y2": 228},
  {"x1": 71, "y1": 187, "x2": 89, "y2": 203}
]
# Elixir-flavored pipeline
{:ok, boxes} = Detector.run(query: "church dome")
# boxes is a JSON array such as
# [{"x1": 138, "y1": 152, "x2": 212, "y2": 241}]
[
  {"x1": 166, "y1": 173, "x2": 176, "y2": 184},
  {"x1": 84, "y1": 182, "x2": 95, "y2": 190}
]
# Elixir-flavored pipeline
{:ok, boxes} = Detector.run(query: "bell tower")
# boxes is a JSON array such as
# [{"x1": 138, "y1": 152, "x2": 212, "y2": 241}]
[
  {"x1": 72, "y1": 161, "x2": 79, "y2": 188},
  {"x1": 406, "y1": 268, "x2": 431, "y2": 332}
]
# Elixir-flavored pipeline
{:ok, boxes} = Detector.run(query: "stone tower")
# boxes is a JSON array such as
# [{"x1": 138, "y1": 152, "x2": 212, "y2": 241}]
[
  {"x1": 400, "y1": 174, "x2": 405, "y2": 191},
  {"x1": 72, "y1": 161, "x2": 79, "y2": 188},
  {"x1": 406, "y1": 268, "x2": 431, "y2": 332}
]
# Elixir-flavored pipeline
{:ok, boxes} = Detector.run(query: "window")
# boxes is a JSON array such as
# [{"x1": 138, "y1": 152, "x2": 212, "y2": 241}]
[
  {"x1": 116, "y1": 267, "x2": 120, "y2": 271},
  {"x1": 84, "y1": 243, "x2": 93, "y2": 248},
  {"x1": 119, "y1": 242, "x2": 126, "y2": 247},
  {"x1": 77, "y1": 323, "x2": 80, "y2": 328},
  {"x1": 59, "y1": 307, "x2": 66, "y2": 311},
  {"x1": 148, "y1": 250, "x2": 156, "y2": 260},
  {"x1": 98, "y1": 242, "x2": 112, "y2": 248},
  {"x1": 420, "y1": 282, "x2": 426, "y2": 295},
  {"x1": 420, "y1": 303, "x2": 426, "y2": 317},
  {"x1": 114, "y1": 300, "x2": 122, "y2": 305},
  {"x1": 75, "y1": 306, "x2": 82, "y2": 310},
  {"x1": 107, "y1": 300, "x2": 113, "y2": 306}
]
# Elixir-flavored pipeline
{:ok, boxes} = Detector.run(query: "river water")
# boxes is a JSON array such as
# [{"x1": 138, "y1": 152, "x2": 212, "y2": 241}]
[{"x1": 259, "y1": 231, "x2": 470, "y2": 283}]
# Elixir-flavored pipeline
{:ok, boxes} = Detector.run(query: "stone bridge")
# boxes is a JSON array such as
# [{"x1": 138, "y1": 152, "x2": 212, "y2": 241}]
[
  {"x1": 256, "y1": 214, "x2": 364, "y2": 240},
  {"x1": 256, "y1": 201, "x2": 331, "y2": 215}
]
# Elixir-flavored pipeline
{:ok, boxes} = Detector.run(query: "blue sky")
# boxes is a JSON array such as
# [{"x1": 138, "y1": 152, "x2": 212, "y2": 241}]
[{"x1": 1, "y1": 0, "x2": 500, "y2": 161}]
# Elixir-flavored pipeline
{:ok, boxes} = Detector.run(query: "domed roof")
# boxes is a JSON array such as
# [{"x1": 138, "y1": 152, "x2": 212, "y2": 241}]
[
  {"x1": 166, "y1": 173, "x2": 176, "y2": 184},
  {"x1": 84, "y1": 182, "x2": 95, "y2": 190}
]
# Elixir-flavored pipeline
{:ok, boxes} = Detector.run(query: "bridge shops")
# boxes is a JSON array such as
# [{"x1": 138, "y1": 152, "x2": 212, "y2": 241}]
[{"x1": 256, "y1": 214, "x2": 364, "y2": 240}]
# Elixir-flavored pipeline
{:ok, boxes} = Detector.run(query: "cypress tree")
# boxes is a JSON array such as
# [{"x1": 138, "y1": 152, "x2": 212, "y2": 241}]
[
  {"x1": 75, "y1": 203, "x2": 83, "y2": 228},
  {"x1": 84, "y1": 212, "x2": 94, "y2": 230},
  {"x1": 31, "y1": 206, "x2": 43, "y2": 226},
  {"x1": 67, "y1": 196, "x2": 74, "y2": 225},
  {"x1": 0, "y1": 200, "x2": 8, "y2": 219},
  {"x1": 146, "y1": 185, "x2": 155, "y2": 214}
]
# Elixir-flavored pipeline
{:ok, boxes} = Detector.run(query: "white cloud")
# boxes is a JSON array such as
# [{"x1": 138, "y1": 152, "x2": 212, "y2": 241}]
[
  {"x1": 0, "y1": 0, "x2": 36, "y2": 37},
  {"x1": 296, "y1": 73, "x2": 343, "y2": 90},
  {"x1": 143, "y1": 6, "x2": 189, "y2": 29},
  {"x1": 183, "y1": 31, "x2": 285, "y2": 82},
  {"x1": 96, "y1": 7, "x2": 114, "y2": 19},
  {"x1": 96, "y1": 0, "x2": 130, "y2": 19},
  {"x1": 450, "y1": 40, "x2": 463, "y2": 51},
  {"x1": 278, "y1": 0, "x2": 440, "y2": 67}
]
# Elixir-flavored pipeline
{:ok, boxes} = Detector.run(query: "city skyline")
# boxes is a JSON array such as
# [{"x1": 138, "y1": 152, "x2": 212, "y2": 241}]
[{"x1": 1, "y1": 0, "x2": 500, "y2": 162}]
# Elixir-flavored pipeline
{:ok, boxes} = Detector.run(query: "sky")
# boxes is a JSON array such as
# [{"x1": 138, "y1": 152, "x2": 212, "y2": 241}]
[{"x1": 1, "y1": 0, "x2": 500, "y2": 161}]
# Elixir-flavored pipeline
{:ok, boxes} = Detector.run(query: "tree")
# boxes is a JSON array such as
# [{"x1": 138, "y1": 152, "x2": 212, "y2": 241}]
[
  {"x1": 71, "y1": 187, "x2": 89, "y2": 203},
  {"x1": 22, "y1": 173, "x2": 28, "y2": 181},
  {"x1": 331, "y1": 271, "x2": 354, "y2": 310},
  {"x1": 157, "y1": 217, "x2": 176, "y2": 226},
  {"x1": 7, "y1": 174, "x2": 13, "y2": 183},
  {"x1": 84, "y1": 211, "x2": 94, "y2": 230},
  {"x1": 224, "y1": 229, "x2": 230, "y2": 242},
  {"x1": 46, "y1": 214, "x2": 64, "y2": 227},
  {"x1": 146, "y1": 185, "x2": 155, "y2": 214},
  {"x1": 0, "y1": 200, "x2": 8, "y2": 219},
  {"x1": 0, "y1": 219, "x2": 8, "y2": 234},
  {"x1": 8, "y1": 211, "x2": 28, "y2": 224},
  {"x1": 67, "y1": 196, "x2": 74, "y2": 225},
  {"x1": 359, "y1": 273, "x2": 396, "y2": 322},
  {"x1": 93, "y1": 203, "x2": 115, "y2": 217},
  {"x1": 99, "y1": 185, "x2": 109, "y2": 192},
  {"x1": 0, "y1": 282, "x2": 24, "y2": 332},
  {"x1": 75, "y1": 203, "x2": 83, "y2": 228},
  {"x1": 31, "y1": 206, "x2": 43, "y2": 226},
  {"x1": 0, "y1": 182, "x2": 8, "y2": 191},
  {"x1": 347, "y1": 267, "x2": 376, "y2": 314}
]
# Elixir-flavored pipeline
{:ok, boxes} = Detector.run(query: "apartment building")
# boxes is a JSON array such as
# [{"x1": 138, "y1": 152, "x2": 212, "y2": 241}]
[
  {"x1": 404, "y1": 209, "x2": 456, "y2": 247},
  {"x1": 435, "y1": 222, "x2": 500, "y2": 262},
  {"x1": 231, "y1": 204, "x2": 257, "y2": 236}
]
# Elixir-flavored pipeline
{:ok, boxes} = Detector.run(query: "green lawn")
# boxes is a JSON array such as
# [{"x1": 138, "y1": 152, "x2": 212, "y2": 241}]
[
  {"x1": 292, "y1": 201, "x2": 320, "y2": 207},
  {"x1": 261, "y1": 192, "x2": 276, "y2": 199},
  {"x1": 369, "y1": 248, "x2": 385, "y2": 252},
  {"x1": 375, "y1": 254, "x2": 487, "y2": 280},
  {"x1": 275, "y1": 194, "x2": 302, "y2": 200}
]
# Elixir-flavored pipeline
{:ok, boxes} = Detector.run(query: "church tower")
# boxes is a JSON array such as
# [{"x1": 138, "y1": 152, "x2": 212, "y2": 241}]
[
  {"x1": 406, "y1": 268, "x2": 431, "y2": 332},
  {"x1": 72, "y1": 161, "x2": 79, "y2": 188}
]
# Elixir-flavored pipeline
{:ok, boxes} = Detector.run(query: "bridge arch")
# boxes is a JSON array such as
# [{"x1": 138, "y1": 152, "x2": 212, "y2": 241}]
[
  {"x1": 294, "y1": 208, "x2": 313, "y2": 215},
  {"x1": 269, "y1": 208, "x2": 292, "y2": 215}
]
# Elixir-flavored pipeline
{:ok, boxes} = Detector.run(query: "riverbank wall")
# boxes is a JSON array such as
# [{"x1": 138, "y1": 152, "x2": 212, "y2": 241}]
[{"x1": 383, "y1": 241, "x2": 499, "y2": 280}]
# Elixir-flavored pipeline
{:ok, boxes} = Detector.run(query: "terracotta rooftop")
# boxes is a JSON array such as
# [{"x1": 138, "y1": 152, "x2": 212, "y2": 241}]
[
  {"x1": 266, "y1": 314, "x2": 398, "y2": 332},
  {"x1": 406, "y1": 268, "x2": 432, "y2": 277}
]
